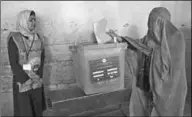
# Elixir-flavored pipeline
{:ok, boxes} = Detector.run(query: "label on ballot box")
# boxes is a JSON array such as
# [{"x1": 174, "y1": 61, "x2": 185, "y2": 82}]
[{"x1": 89, "y1": 56, "x2": 120, "y2": 84}]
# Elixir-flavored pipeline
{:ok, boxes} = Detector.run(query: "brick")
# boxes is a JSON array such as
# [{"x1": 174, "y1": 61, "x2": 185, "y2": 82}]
[
  {"x1": 44, "y1": 53, "x2": 72, "y2": 63},
  {"x1": 68, "y1": 83, "x2": 78, "y2": 88},
  {"x1": 44, "y1": 45, "x2": 71, "y2": 56},
  {"x1": 57, "y1": 83, "x2": 69, "y2": 90},
  {"x1": 43, "y1": 62, "x2": 75, "y2": 85},
  {"x1": 1, "y1": 38, "x2": 8, "y2": 48},
  {"x1": 0, "y1": 75, "x2": 12, "y2": 82},
  {"x1": 46, "y1": 84, "x2": 72, "y2": 91},
  {"x1": 49, "y1": 84, "x2": 58, "y2": 91},
  {"x1": 1, "y1": 65, "x2": 12, "y2": 76},
  {"x1": 1, "y1": 66, "x2": 13, "y2": 93},
  {"x1": 76, "y1": 31, "x2": 97, "y2": 44},
  {"x1": 0, "y1": 77, "x2": 12, "y2": 93},
  {"x1": 1, "y1": 47, "x2": 7, "y2": 54},
  {"x1": 0, "y1": 93, "x2": 13, "y2": 116},
  {"x1": 1, "y1": 52, "x2": 9, "y2": 66},
  {"x1": 43, "y1": 84, "x2": 72, "y2": 94},
  {"x1": 1, "y1": 30, "x2": 10, "y2": 48},
  {"x1": 44, "y1": 22, "x2": 95, "y2": 46},
  {"x1": 51, "y1": 32, "x2": 80, "y2": 45},
  {"x1": 1, "y1": 47, "x2": 73, "y2": 66},
  {"x1": 1, "y1": 63, "x2": 75, "y2": 87}
]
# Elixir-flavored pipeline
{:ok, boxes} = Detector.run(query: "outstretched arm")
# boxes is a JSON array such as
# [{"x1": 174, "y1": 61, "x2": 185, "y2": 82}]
[
  {"x1": 106, "y1": 30, "x2": 152, "y2": 56},
  {"x1": 121, "y1": 36, "x2": 152, "y2": 56}
]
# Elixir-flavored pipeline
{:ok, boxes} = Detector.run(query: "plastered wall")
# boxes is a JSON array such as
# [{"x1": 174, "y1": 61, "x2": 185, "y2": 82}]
[{"x1": 1, "y1": 1, "x2": 191, "y2": 116}]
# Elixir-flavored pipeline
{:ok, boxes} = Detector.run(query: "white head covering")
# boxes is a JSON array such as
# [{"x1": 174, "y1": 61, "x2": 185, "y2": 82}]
[{"x1": 16, "y1": 10, "x2": 36, "y2": 40}]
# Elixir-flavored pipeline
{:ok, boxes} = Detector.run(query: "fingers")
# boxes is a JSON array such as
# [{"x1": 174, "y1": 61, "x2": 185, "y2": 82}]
[
  {"x1": 17, "y1": 78, "x2": 42, "y2": 92},
  {"x1": 32, "y1": 79, "x2": 42, "y2": 89},
  {"x1": 32, "y1": 82, "x2": 42, "y2": 89},
  {"x1": 25, "y1": 79, "x2": 33, "y2": 85},
  {"x1": 19, "y1": 85, "x2": 31, "y2": 92},
  {"x1": 106, "y1": 30, "x2": 117, "y2": 37},
  {"x1": 117, "y1": 36, "x2": 123, "y2": 42},
  {"x1": 17, "y1": 82, "x2": 32, "y2": 93},
  {"x1": 17, "y1": 82, "x2": 21, "y2": 87},
  {"x1": 108, "y1": 29, "x2": 116, "y2": 33},
  {"x1": 29, "y1": 71, "x2": 40, "y2": 79}
]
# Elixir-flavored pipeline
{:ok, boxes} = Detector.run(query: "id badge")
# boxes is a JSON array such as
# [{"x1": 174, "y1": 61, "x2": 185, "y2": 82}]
[{"x1": 23, "y1": 64, "x2": 32, "y2": 71}]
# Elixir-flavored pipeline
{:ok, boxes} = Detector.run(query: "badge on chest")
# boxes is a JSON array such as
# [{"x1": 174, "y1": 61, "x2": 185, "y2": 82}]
[
  {"x1": 22, "y1": 57, "x2": 41, "y2": 72},
  {"x1": 23, "y1": 64, "x2": 32, "y2": 71}
]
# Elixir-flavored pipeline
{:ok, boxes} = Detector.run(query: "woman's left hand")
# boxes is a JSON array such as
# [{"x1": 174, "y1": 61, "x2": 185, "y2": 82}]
[
  {"x1": 32, "y1": 78, "x2": 42, "y2": 89},
  {"x1": 17, "y1": 79, "x2": 33, "y2": 93}
]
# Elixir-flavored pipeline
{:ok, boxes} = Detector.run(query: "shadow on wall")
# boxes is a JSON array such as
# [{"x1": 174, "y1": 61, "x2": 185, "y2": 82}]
[
  {"x1": 123, "y1": 24, "x2": 141, "y2": 89},
  {"x1": 36, "y1": 16, "x2": 53, "y2": 94},
  {"x1": 180, "y1": 26, "x2": 191, "y2": 88},
  {"x1": 91, "y1": 31, "x2": 98, "y2": 44},
  {"x1": 126, "y1": 24, "x2": 141, "y2": 73},
  {"x1": 42, "y1": 36, "x2": 52, "y2": 94}
]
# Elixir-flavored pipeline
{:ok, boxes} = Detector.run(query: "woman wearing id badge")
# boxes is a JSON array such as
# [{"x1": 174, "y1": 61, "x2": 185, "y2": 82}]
[{"x1": 7, "y1": 10, "x2": 46, "y2": 116}]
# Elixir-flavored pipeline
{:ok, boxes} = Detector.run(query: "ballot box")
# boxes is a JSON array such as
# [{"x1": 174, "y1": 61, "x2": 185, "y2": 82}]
[{"x1": 71, "y1": 43, "x2": 127, "y2": 95}]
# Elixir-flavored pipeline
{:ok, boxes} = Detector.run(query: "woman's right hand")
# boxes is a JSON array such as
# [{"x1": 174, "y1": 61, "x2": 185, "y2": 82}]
[
  {"x1": 106, "y1": 29, "x2": 123, "y2": 42},
  {"x1": 32, "y1": 78, "x2": 42, "y2": 89}
]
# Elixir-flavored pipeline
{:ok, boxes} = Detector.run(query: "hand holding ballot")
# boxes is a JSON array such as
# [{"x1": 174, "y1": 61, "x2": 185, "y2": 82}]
[
  {"x1": 23, "y1": 57, "x2": 41, "y2": 78},
  {"x1": 28, "y1": 57, "x2": 41, "y2": 73},
  {"x1": 105, "y1": 29, "x2": 123, "y2": 42},
  {"x1": 32, "y1": 78, "x2": 42, "y2": 89}
]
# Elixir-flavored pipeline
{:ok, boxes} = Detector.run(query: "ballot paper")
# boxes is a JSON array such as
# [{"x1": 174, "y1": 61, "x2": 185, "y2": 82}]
[{"x1": 93, "y1": 18, "x2": 112, "y2": 44}]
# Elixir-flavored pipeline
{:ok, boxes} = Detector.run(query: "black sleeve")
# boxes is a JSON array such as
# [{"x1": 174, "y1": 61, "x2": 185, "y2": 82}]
[
  {"x1": 35, "y1": 48, "x2": 45, "y2": 78},
  {"x1": 121, "y1": 36, "x2": 138, "y2": 51},
  {"x1": 8, "y1": 37, "x2": 30, "y2": 83},
  {"x1": 120, "y1": 36, "x2": 152, "y2": 56}
]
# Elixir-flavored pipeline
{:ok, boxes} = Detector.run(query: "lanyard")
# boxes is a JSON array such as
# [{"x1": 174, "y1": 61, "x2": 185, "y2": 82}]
[{"x1": 23, "y1": 34, "x2": 35, "y2": 61}]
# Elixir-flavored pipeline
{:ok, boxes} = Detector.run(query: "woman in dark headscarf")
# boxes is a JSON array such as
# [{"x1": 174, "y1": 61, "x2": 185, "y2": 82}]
[
  {"x1": 7, "y1": 10, "x2": 46, "y2": 116},
  {"x1": 107, "y1": 7, "x2": 187, "y2": 116}
]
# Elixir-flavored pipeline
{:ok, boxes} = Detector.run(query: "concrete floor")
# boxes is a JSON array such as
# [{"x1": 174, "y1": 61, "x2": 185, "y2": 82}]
[
  {"x1": 95, "y1": 87, "x2": 191, "y2": 116},
  {"x1": 43, "y1": 87, "x2": 191, "y2": 117},
  {"x1": 5, "y1": 86, "x2": 189, "y2": 117},
  {"x1": 95, "y1": 101, "x2": 191, "y2": 117}
]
